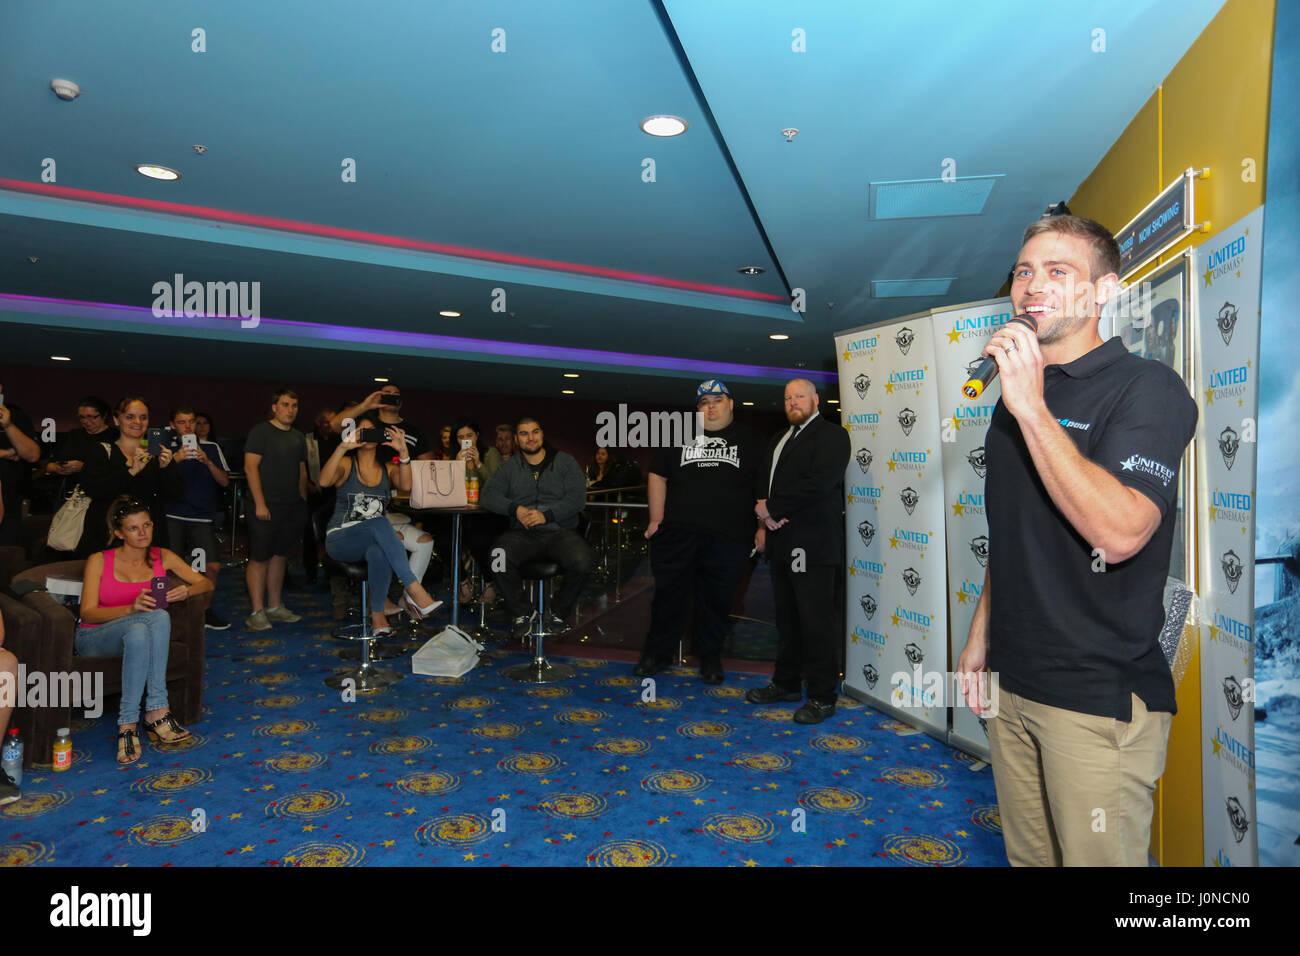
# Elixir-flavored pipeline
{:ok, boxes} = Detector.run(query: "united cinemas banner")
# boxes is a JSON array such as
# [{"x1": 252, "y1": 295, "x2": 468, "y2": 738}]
[
  {"x1": 836, "y1": 314, "x2": 948, "y2": 734},
  {"x1": 1196, "y1": 206, "x2": 1263, "y2": 867},
  {"x1": 931, "y1": 297, "x2": 1014, "y2": 758}
]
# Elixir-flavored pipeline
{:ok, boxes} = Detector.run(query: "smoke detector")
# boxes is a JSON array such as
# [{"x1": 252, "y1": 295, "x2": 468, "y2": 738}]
[{"x1": 50, "y1": 79, "x2": 81, "y2": 101}]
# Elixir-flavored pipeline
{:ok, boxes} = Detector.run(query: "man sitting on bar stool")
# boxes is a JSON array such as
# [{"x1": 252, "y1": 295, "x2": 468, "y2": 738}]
[{"x1": 480, "y1": 416, "x2": 593, "y2": 638}]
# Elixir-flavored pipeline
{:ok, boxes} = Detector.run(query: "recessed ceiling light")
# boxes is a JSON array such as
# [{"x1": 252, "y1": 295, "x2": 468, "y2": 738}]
[
  {"x1": 563, "y1": 373, "x2": 580, "y2": 379},
  {"x1": 769, "y1": 333, "x2": 789, "y2": 341},
  {"x1": 640, "y1": 114, "x2": 688, "y2": 137},
  {"x1": 742, "y1": 401, "x2": 754, "y2": 406},
  {"x1": 439, "y1": 310, "x2": 460, "y2": 317},
  {"x1": 738, "y1": 266, "x2": 765, "y2": 276},
  {"x1": 827, "y1": 398, "x2": 840, "y2": 404},
  {"x1": 374, "y1": 377, "x2": 389, "y2": 382},
  {"x1": 135, "y1": 164, "x2": 180, "y2": 181},
  {"x1": 561, "y1": 389, "x2": 575, "y2": 395},
  {"x1": 51, "y1": 355, "x2": 70, "y2": 361}
]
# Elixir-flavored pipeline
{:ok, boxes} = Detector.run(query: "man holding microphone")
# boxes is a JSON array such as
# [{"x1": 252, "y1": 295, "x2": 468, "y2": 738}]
[{"x1": 956, "y1": 215, "x2": 1197, "y2": 866}]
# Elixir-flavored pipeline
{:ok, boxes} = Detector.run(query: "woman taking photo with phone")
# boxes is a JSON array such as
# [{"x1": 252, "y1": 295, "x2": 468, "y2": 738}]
[
  {"x1": 74, "y1": 396, "x2": 182, "y2": 559},
  {"x1": 319, "y1": 417, "x2": 442, "y2": 634},
  {"x1": 77, "y1": 496, "x2": 212, "y2": 764}
]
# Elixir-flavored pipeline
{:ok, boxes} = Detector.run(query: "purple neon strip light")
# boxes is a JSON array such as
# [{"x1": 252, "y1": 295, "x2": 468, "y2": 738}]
[{"x1": 0, "y1": 292, "x2": 835, "y2": 384}]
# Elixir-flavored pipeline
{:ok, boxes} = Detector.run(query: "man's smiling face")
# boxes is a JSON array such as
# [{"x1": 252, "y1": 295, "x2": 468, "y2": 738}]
[{"x1": 1011, "y1": 231, "x2": 1111, "y2": 346}]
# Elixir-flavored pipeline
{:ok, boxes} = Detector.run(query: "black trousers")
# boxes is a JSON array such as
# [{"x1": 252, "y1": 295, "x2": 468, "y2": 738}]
[
  {"x1": 644, "y1": 525, "x2": 749, "y2": 661},
  {"x1": 770, "y1": 558, "x2": 842, "y2": 703},
  {"x1": 493, "y1": 528, "x2": 594, "y2": 620}
]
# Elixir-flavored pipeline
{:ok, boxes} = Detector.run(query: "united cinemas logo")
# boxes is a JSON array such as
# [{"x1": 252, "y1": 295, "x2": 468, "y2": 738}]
[
  {"x1": 1204, "y1": 232, "x2": 1247, "y2": 288},
  {"x1": 967, "y1": 445, "x2": 987, "y2": 478},
  {"x1": 893, "y1": 604, "x2": 932, "y2": 633},
  {"x1": 955, "y1": 577, "x2": 983, "y2": 606},
  {"x1": 1212, "y1": 726, "x2": 1255, "y2": 774},
  {"x1": 952, "y1": 491, "x2": 984, "y2": 517},
  {"x1": 948, "y1": 310, "x2": 1012, "y2": 342},
  {"x1": 852, "y1": 625, "x2": 888, "y2": 648},
  {"x1": 844, "y1": 334, "x2": 879, "y2": 359},
  {"x1": 1119, "y1": 454, "x2": 1176, "y2": 488},
  {"x1": 848, "y1": 483, "x2": 883, "y2": 502},
  {"x1": 1213, "y1": 608, "x2": 1252, "y2": 644},
  {"x1": 1206, "y1": 364, "x2": 1249, "y2": 402},
  {"x1": 893, "y1": 672, "x2": 938, "y2": 709},
  {"x1": 890, "y1": 527, "x2": 931, "y2": 553},
  {"x1": 895, "y1": 326, "x2": 915, "y2": 355},
  {"x1": 890, "y1": 449, "x2": 928, "y2": 473},
  {"x1": 888, "y1": 368, "x2": 928, "y2": 394},
  {"x1": 850, "y1": 556, "x2": 884, "y2": 582},
  {"x1": 954, "y1": 403, "x2": 995, "y2": 427},
  {"x1": 854, "y1": 448, "x2": 873, "y2": 473},
  {"x1": 853, "y1": 373, "x2": 871, "y2": 398},
  {"x1": 1212, "y1": 491, "x2": 1252, "y2": 526},
  {"x1": 1217, "y1": 301, "x2": 1239, "y2": 346},
  {"x1": 845, "y1": 411, "x2": 882, "y2": 434}
]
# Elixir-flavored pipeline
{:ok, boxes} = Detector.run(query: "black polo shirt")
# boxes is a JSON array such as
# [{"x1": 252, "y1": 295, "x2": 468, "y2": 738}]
[{"x1": 985, "y1": 337, "x2": 1197, "y2": 721}]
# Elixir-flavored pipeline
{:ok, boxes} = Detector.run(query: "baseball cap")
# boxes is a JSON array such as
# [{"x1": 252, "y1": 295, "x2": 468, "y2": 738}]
[{"x1": 696, "y1": 379, "x2": 731, "y2": 402}]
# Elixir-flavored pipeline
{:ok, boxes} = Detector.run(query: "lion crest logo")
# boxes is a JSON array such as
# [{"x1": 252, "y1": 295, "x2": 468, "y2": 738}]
[
  {"x1": 860, "y1": 594, "x2": 877, "y2": 620},
  {"x1": 853, "y1": 373, "x2": 871, "y2": 398},
  {"x1": 895, "y1": 326, "x2": 915, "y2": 355},
  {"x1": 900, "y1": 486, "x2": 919, "y2": 516},
  {"x1": 1226, "y1": 796, "x2": 1249, "y2": 843},
  {"x1": 970, "y1": 535, "x2": 989, "y2": 567},
  {"x1": 904, "y1": 642, "x2": 924, "y2": 665},
  {"x1": 855, "y1": 447, "x2": 873, "y2": 473},
  {"x1": 967, "y1": 445, "x2": 987, "y2": 478},
  {"x1": 902, "y1": 567, "x2": 921, "y2": 595},
  {"x1": 1218, "y1": 426, "x2": 1239, "y2": 471},
  {"x1": 1221, "y1": 549, "x2": 1243, "y2": 594},
  {"x1": 1217, "y1": 301, "x2": 1238, "y2": 346},
  {"x1": 858, "y1": 519, "x2": 876, "y2": 547},
  {"x1": 1222, "y1": 676, "x2": 1244, "y2": 721},
  {"x1": 898, "y1": 407, "x2": 916, "y2": 436},
  {"x1": 862, "y1": 664, "x2": 879, "y2": 689}
]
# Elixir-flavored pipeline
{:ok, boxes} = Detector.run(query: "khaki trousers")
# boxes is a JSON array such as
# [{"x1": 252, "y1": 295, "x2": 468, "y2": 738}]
[{"x1": 987, "y1": 690, "x2": 1171, "y2": 866}]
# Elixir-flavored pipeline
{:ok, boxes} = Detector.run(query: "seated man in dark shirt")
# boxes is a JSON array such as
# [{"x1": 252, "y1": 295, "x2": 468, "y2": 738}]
[{"x1": 480, "y1": 417, "x2": 593, "y2": 637}]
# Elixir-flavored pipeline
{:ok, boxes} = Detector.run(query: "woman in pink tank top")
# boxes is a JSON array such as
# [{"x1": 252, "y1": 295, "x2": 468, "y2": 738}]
[{"x1": 77, "y1": 495, "x2": 212, "y2": 764}]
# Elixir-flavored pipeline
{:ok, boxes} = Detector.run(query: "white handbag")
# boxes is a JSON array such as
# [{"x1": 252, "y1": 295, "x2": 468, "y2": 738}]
[
  {"x1": 410, "y1": 459, "x2": 467, "y2": 509},
  {"x1": 411, "y1": 625, "x2": 483, "y2": 677},
  {"x1": 47, "y1": 486, "x2": 91, "y2": 552}
]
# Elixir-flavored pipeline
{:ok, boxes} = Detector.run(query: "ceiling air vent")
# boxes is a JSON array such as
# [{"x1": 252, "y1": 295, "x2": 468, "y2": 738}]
[
  {"x1": 871, "y1": 277, "x2": 955, "y2": 298},
  {"x1": 869, "y1": 175, "x2": 1003, "y2": 220}
]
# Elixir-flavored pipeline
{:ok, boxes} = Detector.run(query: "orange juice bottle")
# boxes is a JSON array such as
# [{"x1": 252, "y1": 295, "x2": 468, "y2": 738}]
[{"x1": 52, "y1": 727, "x2": 72, "y2": 771}]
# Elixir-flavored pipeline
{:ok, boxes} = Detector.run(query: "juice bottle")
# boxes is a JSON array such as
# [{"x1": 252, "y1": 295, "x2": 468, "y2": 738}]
[{"x1": 52, "y1": 727, "x2": 72, "y2": 771}]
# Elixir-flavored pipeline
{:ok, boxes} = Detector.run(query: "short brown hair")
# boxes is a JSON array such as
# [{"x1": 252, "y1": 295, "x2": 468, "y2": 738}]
[{"x1": 1021, "y1": 215, "x2": 1121, "y2": 281}]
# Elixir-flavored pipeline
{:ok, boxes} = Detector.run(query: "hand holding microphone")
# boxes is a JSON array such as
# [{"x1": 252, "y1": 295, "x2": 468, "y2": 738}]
[{"x1": 962, "y1": 313, "x2": 1039, "y2": 399}]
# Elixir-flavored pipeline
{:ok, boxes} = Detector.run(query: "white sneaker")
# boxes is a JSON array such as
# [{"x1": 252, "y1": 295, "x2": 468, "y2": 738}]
[{"x1": 264, "y1": 605, "x2": 301, "y2": 623}]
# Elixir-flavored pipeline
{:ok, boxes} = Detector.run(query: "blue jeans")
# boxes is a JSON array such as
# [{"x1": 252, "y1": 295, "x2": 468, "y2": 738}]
[
  {"x1": 326, "y1": 517, "x2": 417, "y2": 612},
  {"x1": 74, "y1": 609, "x2": 171, "y2": 727}
]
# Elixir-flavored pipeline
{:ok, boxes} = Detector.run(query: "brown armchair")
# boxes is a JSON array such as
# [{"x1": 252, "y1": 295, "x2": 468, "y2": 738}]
[
  {"x1": 0, "y1": 592, "x2": 44, "y2": 769},
  {"x1": 0, "y1": 514, "x2": 54, "y2": 591},
  {"x1": 11, "y1": 559, "x2": 205, "y2": 764}
]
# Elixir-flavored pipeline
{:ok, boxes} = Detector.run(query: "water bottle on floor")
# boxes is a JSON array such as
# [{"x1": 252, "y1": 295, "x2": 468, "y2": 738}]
[{"x1": 2, "y1": 728, "x2": 23, "y2": 787}]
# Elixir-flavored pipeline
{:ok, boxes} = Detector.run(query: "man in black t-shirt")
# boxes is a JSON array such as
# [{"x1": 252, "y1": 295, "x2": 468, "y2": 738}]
[
  {"x1": 955, "y1": 216, "x2": 1197, "y2": 867},
  {"x1": 634, "y1": 380, "x2": 765, "y2": 684},
  {"x1": 331, "y1": 384, "x2": 430, "y2": 463}
]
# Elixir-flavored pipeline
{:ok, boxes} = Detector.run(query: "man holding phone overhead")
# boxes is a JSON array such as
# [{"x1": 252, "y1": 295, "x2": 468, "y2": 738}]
[
  {"x1": 331, "y1": 383, "x2": 432, "y2": 463},
  {"x1": 161, "y1": 405, "x2": 231, "y2": 629}
]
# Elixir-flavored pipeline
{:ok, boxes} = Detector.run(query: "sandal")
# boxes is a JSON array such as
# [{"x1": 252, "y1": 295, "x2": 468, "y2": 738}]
[
  {"x1": 144, "y1": 712, "x2": 191, "y2": 745},
  {"x1": 117, "y1": 728, "x2": 141, "y2": 765}
]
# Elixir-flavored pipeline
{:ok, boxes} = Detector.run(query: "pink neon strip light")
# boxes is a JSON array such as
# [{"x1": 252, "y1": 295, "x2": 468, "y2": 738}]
[{"x1": 0, "y1": 179, "x2": 787, "y2": 303}]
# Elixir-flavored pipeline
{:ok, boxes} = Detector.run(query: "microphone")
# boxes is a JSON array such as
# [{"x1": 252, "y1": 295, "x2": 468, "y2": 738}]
[{"x1": 962, "y1": 313, "x2": 1039, "y2": 399}]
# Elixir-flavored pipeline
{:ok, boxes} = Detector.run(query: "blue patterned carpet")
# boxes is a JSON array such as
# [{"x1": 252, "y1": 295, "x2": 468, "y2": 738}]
[{"x1": 1, "y1": 583, "x2": 1006, "y2": 867}]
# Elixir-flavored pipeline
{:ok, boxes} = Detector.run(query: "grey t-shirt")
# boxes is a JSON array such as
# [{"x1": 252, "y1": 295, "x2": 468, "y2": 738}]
[{"x1": 245, "y1": 420, "x2": 307, "y2": 505}]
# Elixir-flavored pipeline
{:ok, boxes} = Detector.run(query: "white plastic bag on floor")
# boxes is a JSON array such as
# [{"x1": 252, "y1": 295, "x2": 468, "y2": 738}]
[{"x1": 411, "y1": 625, "x2": 483, "y2": 677}]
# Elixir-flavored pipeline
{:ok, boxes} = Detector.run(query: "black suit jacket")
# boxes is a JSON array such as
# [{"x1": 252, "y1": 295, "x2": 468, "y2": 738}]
[{"x1": 761, "y1": 413, "x2": 851, "y2": 566}]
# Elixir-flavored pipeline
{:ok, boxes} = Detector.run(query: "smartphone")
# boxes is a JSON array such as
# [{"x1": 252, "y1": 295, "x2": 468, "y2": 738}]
[
  {"x1": 146, "y1": 427, "x2": 166, "y2": 457},
  {"x1": 181, "y1": 433, "x2": 199, "y2": 456},
  {"x1": 150, "y1": 576, "x2": 169, "y2": 609},
  {"x1": 379, "y1": 395, "x2": 402, "y2": 407},
  {"x1": 357, "y1": 427, "x2": 388, "y2": 444},
  {"x1": 460, "y1": 438, "x2": 474, "y2": 450}
]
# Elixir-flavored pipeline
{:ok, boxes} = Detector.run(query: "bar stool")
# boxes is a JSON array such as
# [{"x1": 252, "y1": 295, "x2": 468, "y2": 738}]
[
  {"x1": 314, "y1": 512, "x2": 402, "y2": 691},
  {"x1": 502, "y1": 561, "x2": 575, "y2": 683}
]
